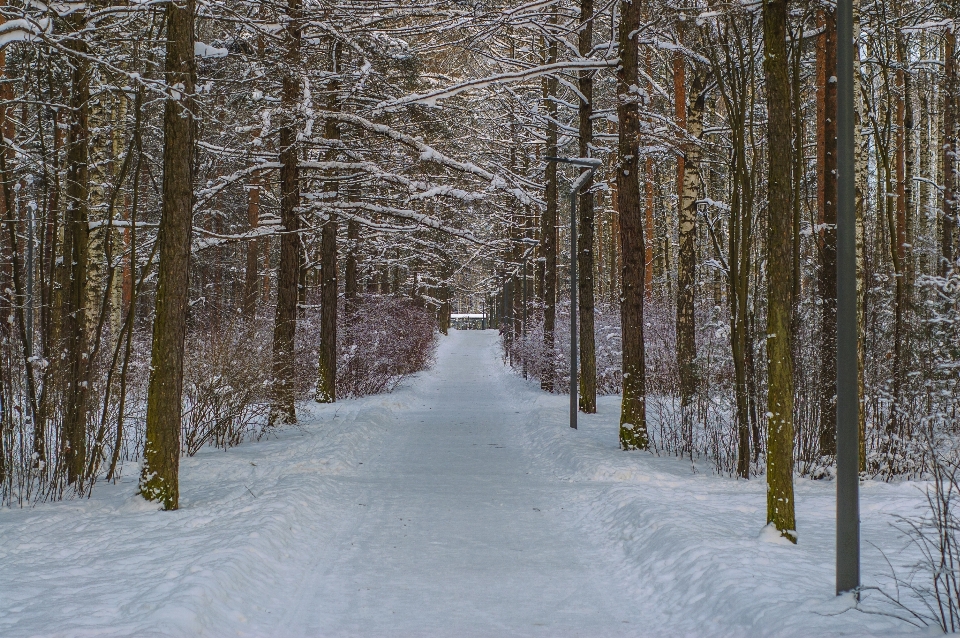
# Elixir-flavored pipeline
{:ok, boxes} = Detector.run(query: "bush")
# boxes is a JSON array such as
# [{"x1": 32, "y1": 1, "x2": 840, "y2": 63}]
[
  {"x1": 181, "y1": 318, "x2": 272, "y2": 456},
  {"x1": 296, "y1": 294, "x2": 439, "y2": 400}
]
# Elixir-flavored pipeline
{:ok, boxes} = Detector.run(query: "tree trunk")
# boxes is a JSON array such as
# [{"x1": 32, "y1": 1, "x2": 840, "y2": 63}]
[
  {"x1": 942, "y1": 28, "x2": 957, "y2": 276},
  {"x1": 617, "y1": 0, "x2": 647, "y2": 450},
  {"x1": 541, "y1": 19, "x2": 558, "y2": 393},
  {"x1": 138, "y1": 0, "x2": 196, "y2": 510},
  {"x1": 762, "y1": 0, "x2": 796, "y2": 541},
  {"x1": 645, "y1": 51, "x2": 655, "y2": 299},
  {"x1": 316, "y1": 57, "x2": 340, "y2": 404},
  {"x1": 269, "y1": 0, "x2": 302, "y2": 426},
  {"x1": 243, "y1": 180, "x2": 259, "y2": 320},
  {"x1": 577, "y1": 0, "x2": 596, "y2": 413},
  {"x1": 854, "y1": 2, "x2": 868, "y2": 471},
  {"x1": 62, "y1": 13, "x2": 92, "y2": 487},
  {"x1": 816, "y1": 7, "x2": 838, "y2": 457},
  {"x1": 316, "y1": 215, "x2": 337, "y2": 403},
  {"x1": 345, "y1": 217, "x2": 359, "y2": 304},
  {"x1": 677, "y1": 70, "x2": 706, "y2": 451}
]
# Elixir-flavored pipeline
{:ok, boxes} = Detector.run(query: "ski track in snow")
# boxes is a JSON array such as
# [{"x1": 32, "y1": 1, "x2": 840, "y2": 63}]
[{"x1": 0, "y1": 330, "x2": 930, "y2": 637}]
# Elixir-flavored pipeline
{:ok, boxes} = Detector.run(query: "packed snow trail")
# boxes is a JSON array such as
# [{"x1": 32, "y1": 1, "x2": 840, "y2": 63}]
[
  {"x1": 268, "y1": 330, "x2": 639, "y2": 636},
  {"x1": 0, "y1": 329, "x2": 927, "y2": 637}
]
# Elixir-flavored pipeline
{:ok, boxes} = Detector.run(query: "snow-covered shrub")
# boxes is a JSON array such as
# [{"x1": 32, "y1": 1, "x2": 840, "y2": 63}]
[
  {"x1": 869, "y1": 439, "x2": 960, "y2": 632},
  {"x1": 504, "y1": 296, "x2": 743, "y2": 474},
  {"x1": 181, "y1": 319, "x2": 271, "y2": 456},
  {"x1": 337, "y1": 295, "x2": 438, "y2": 398},
  {"x1": 297, "y1": 294, "x2": 438, "y2": 399}
]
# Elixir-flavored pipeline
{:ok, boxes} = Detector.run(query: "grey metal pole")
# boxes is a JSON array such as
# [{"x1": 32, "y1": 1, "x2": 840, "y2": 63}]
[
  {"x1": 570, "y1": 186, "x2": 578, "y2": 430},
  {"x1": 836, "y1": 0, "x2": 860, "y2": 596},
  {"x1": 522, "y1": 256, "x2": 528, "y2": 379},
  {"x1": 544, "y1": 156, "x2": 601, "y2": 431}
]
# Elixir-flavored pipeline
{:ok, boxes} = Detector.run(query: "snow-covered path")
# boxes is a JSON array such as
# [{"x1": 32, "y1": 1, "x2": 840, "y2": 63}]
[
  {"x1": 1, "y1": 329, "x2": 929, "y2": 637},
  {"x1": 269, "y1": 330, "x2": 638, "y2": 636}
]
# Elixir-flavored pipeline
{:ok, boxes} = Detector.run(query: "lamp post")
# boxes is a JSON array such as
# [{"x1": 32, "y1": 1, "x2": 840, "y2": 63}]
[
  {"x1": 545, "y1": 156, "x2": 602, "y2": 430},
  {"x1": 836, "y1": 0, "x2": 860, "y2": 596},
  {"x1": 522, "y1": 253, "x2": 528, "y2": 379}
]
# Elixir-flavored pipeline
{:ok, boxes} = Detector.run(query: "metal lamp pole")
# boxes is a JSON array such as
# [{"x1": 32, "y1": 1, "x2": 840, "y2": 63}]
[
  {"x1": 522, "y1": 254, "x2": 528, "y2": 379},
  {"x1": 545, "y1": 156, "x2": 602, "y2": 430},
  {"x1": 836, "y1": 0, "x2": 860, "y2": 595}
]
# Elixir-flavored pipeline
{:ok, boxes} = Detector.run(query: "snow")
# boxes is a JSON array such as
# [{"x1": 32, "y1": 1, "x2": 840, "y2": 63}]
[
  {"x1": 194, "y1": 42, "x2": 228, "y2": 59},
  {"x1": 0, "y1": 18, "x2": 51, "y2": 47},
  {"x1": 0, "y1": 330, "x2": 932, "y2": 636}
]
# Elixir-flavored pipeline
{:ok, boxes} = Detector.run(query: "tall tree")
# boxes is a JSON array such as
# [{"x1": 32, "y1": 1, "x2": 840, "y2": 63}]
[
  {"x1": 618, "y1": 0, "x2": 648, "y2": 450},
  {"x1": 269, "y1": 0, "x2": 303, "y2": 425},
  {"x1": 541, "y1": 16, "x2": 559, "y2": 393},
  {"x1": 62, "y1": 8, "x2": 93, "y2": 486},
  {"x1": 578, "y1": 0, "x2": 597, "y2": 413},
  {"x1": 139, "y1": 0, "x2": 196, "y2": 510},
  {"x1": 316, "y1": 42, "x2": 341, "y2": 404},
  {"x1": 677, "y1": 65, "x2": 706, "y2": 451},
  {"x1": 942, "y1": 25, "x2": 957, "y2": 275},
  {"x1": 762, "y1": 0, "x2": 796, "y2": 540},
  {"x1": 816, "y1": 7, "x2": 839, "y2": 457},
  {"x1": 243, "y1": 178, "x2": 260, "y2": 321}
]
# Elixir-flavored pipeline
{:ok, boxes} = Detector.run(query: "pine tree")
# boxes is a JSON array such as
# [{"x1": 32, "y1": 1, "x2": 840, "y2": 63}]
[
  {"x1": 762, "y1": 0, "x2": 797, "y2": 541},
  {"x1": 139, "y1": 0, "x2": 196, "y2": 510},
  {"x1": 618, "y1": 0, "x2": 648, "y2": 450}
]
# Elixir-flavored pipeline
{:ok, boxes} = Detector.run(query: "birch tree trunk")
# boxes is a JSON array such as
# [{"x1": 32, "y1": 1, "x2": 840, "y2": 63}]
[{"x1": 677, "y1": 69, "x2": 706, "y2": 450}]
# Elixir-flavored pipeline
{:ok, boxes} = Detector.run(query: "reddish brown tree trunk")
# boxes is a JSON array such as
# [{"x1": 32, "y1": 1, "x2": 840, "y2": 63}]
[
  {"x1": 816, "y1": 8, "x2": 838, "y2": 456},
  {"x1": 617, "y1": 0, "x2": 647, "y2": 450}
]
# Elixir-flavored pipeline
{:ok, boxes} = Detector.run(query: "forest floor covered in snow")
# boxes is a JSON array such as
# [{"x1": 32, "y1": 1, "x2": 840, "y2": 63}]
[{"x1": 0, "y1": 329, "x2": 937, "y2": 637}]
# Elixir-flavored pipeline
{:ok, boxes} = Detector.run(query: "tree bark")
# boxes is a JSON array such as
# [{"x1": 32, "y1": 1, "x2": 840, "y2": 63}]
[
  {"x1": 762, "y1": 0, "x2": 796, "y2": 541},
  {"x1": 577, "y1": 0, "x2": 597, "y2": 413},
  {"x1": 243, "y1": 180, "x2": 259, "y2": 320},
  {"x1": 316, "y1": 52, "x2": 340, "y2": 404},
  {"x1": 617, "y1": 0, "x2": 647, "y2": 450},
  {"x1": 854, "y1": 4, "x2": 868, "y2": 470},
  {"x1": 316, "y1": 215, "x2": 338, "y2": 403},
  {"x1": 942, "y1": 28, "x2": 957, "y2": 276},
  {"x1": 816, "y1": 7, "x2": 838, "y2": 457},
  {"x1": 345, "y1": 217, "x2": 359, "y2": 305},
  {"x1": 268, "y1": 0, "x2": 302, "y2": 426},
  {"x1": 677, "y1": 69, "x2": 706, "y2": 449},
  {"x1": 62, "y1": 12, "x2": 92, "y2": 486},
  {"x1": 541, "y1": 18, "x2": 558, "y2": 393},
  {"x1": 139, "y1": 0, "x2": 196, "y2": 510}
]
